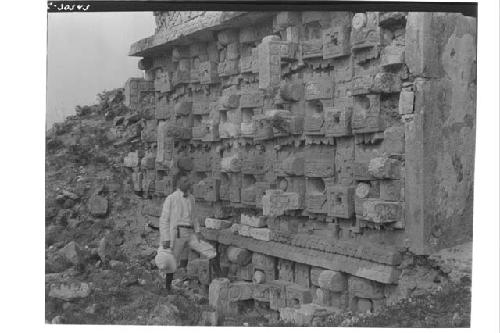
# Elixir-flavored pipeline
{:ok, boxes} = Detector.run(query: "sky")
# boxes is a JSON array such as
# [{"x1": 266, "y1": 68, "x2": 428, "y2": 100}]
[{"x1": 46, "y1": 12, "x2": 155, "y2": 129}]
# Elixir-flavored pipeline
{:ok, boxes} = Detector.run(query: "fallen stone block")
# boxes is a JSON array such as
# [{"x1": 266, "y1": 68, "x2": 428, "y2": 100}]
[
  {"x1": 49, "y1": 282, "x2": 91, "y2": 301},
  {"x1": 58, "y1": 241, "x2": 82, "y2": 266},
  {"x1": 241, "y1": 214, "x2": 267, "y2": 228},
  {"x1": 249, "y1": 227, "x2": 274, "y2": 241},
  {"x1": 88, "y1": 195, "x2": 108, "y2": 217},
  {"x1": 205, "y1": 218, "x2": 232, "y2": 230}
]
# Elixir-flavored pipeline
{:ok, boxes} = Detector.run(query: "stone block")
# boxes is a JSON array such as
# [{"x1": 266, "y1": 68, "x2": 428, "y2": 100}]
[
  {"x1": 200, "y1": 310, "x2": 219, "y2": 326},
  {"x1": 326, "y1": 184, "x2": 355, "y2": 218},
  {"x1": 269, "y1": 280, "x2": 289, "y2": 310},
  {"x1": 141, "y1": 120, "x2": 157, "y2": 143},
  {"x1": 154, "y1": 70, "x2": 172, "y2": 93},
  {"x1": 351, "y1": 12, "x2": 381, "y2": 50},
  {"x1": 368, "y1": 157, "x2": 401, "y2": 179},
  {"x1": 382, "y1": 126, "x2": 405, "y2": 154},
  {"x1": 304, "y1": 146, "x2": 335, "y2": 178},
  {"x1": 131, "y1": 172, "x2": 142, "y2": 192},
  {"x1": 286, "y1": 283, "x2": 313, "y2": 307},
  {"x1": 205, "y1": 218, "x2": 232, "y2": 230},
  {"x1": 165, "y1": 124, "x2": 191, "y2": 140},
  {"x1": 227, "y1": 246, "x2": 252, "y2": 265},
  {"x1": 275, "y1": 12, "x2": 301, "y2": 30},
  {"x1": 279, "y1": 259, "x2": 295, "y2": 282},
  {"x1": 380, "y1": 179, "x2": 403, "y2": 201},
  {"x1": 217, "y1": 60, "x2": 239, "y2": 77},
  {"x1": 252, "y1": 283, "x2": 272, "y2": 302},
  {"x1": 348, "y1": 276, "x2": 384, "y2": 299},
  {"x1": 172, "y1": 46, "x2": 190, "y2": 62},
  {"x1": 209, "y1": 278, "x2": 237, "y2": 316},
  {"x1": 280, "y1": 81, "x2": 304, "y2": 102},
  {"x1": 310, "y1": 267, "x2": 323, "y2": 286},
  {"x1": 187, "y1": 258, "x2": 211, "y2": 285},
  {"x1": 258, "y1": 36, "x2": 282, "y2": 89},
  {"x1": 324, "y1": 106, "x2": 352, "y2": 137},
  {"x1": 294, "y1": 264, "x2": 311, "y2": 288},
  {"x1": 263, "y1": 190, "x2": 301, "y2": 216},
  {"x1": 88, "y1": 195, "x2": 108, "y2": 217},
  {"x1": 280, "y1": 154, "x2": 305, "y2": 176},
  {"x1": 304, "y1": 75, "x2": 334, "y2": 101},
  {"x1": 124, "y1": 151, "x2": 140, "y2": 168},
  {"x1": 361, "y1": 199, "x2": 402, "y2": 223},
  {"x1": 250, "y1": 227, "x2": 274, "y2": 242},
  {"x1": 357, "y1": 298, "x2": 372, "y2": 313},
  {"x1": 323, "y1": 25, "x2": 351, "y2": 59},
  {"x1": 241, "y1": 185, "x2": 257, "y2": 206},
  {"x1": 253, "y1": 115, "x2": 274, "y2": 141},
  {"x1": 241, "y1": 214, "x2": 267, "y2": 228},
  {"x1": 217, "y1": 29, "x2": 239, "y2": 46},
  {"x1": 252, "y1": 253, "x2": 276, "y2": 271},
  {"x1": 240, "y1": 122, "x2": 255, "y2": 137},
  {"x1": 380, "y1": 43, "x2": 405, "y2": 67},
  {"x1": 318, "y1": 270, "x2": 347, "y2": 292},
  {"x1": 240, "y1": 92, "x2": 263, "y2": 109},
  {"x1": 218, "y1": 94, "x2": 240, "y2": 110},
  {"x1": 199, "y1": 61, "x2": 219, "y2": 84},
  {"x1": 238, "y1": 263, "x2": 254, "y2": 281},
  {"x1": 238, "y1": 224, "x2": 251, "y2": 237},
  {"x1": 398, "y1": 89, "x2": 414, "y2": 115},
  {"x1": 227, "y1": 281, "x2": 254, "y2": 302},
  {"x1": 226, "y1": 42, "x2": 240, "y2": 60},
  {"x1": 171, "y1": 69, "x2": 191, "y2": 87},
  {"x1": 352, "y1": 94, "x2": 384, "y2": 134},
  {"x1": 220, "y1": 154, "x2": 242, "y2": 173},
  {"x1": 301, "y1": 39, "x2": 323, "y2": 59}
]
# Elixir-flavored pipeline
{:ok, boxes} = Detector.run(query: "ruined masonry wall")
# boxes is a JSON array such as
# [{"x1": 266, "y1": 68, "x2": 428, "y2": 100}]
[{"x1": 123, "y1": 11, "x2": 476, "y2": 319}]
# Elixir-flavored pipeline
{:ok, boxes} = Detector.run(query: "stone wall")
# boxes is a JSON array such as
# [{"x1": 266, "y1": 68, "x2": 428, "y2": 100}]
[{"x1": 125, "y1": 11, "x2": 476, "y2": 322}]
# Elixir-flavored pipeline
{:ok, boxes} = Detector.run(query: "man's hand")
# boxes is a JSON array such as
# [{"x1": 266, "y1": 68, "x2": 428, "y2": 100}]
[{"x1": 162, "y1": 241, "x2": 170, "y2": 249}]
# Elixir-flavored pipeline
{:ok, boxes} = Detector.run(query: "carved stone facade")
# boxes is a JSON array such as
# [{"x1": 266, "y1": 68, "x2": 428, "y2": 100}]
[{"x1": 127, "y1": 11, "x2": 476, "y2": 323}]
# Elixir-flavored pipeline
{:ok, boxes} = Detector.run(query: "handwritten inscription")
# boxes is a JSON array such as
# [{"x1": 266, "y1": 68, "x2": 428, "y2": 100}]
[{"x1": 48, "y1": 2, "x2": 91, "y2": 12}]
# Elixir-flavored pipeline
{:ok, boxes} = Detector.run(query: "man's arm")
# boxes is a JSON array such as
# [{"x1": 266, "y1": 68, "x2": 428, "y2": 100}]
[{"x1": 159, "y1": 196, "x2": 172, "y2": 248}]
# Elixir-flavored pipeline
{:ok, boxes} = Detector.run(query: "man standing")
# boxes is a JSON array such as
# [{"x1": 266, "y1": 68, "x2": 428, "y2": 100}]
[{"x1": 158, "y1": 176, "x2": 215, "y2": 290}]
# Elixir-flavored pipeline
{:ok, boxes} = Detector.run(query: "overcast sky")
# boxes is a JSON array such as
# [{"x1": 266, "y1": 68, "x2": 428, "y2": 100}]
[{"x1": 47, "y1": 12, "x2": 155, "y2": 129}]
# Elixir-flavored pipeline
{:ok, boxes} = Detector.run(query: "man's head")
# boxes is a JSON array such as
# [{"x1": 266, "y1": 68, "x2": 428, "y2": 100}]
[{"x1": 177, "y1": 176, "x2": 192, "y2": 197}]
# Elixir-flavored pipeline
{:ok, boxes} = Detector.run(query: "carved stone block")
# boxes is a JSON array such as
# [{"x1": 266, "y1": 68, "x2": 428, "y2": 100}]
[
  {"x1": 217, "y1": 60, "x2": 239, "y2": 77},
  {"x1": 323, "y1": 25, "x2": 351, "y2": 59},
  {"x1": 352, "y1": 94, "x2": 384, "y2": 134},
  {"x1": 399, "y1": 89, "x2": 414, "y2": 115},
  {"x1": 280, "y1": 81, "x2": 304, "y2": 102},
  {"x1": 240, "y1": 92, "x2": 264, "y2": 109},
  {"x1": 361, "y1": 199, "x2": 402, "y2": 223},
  {"x1": 368, "y1": 157, "x2": 401, "y2": 179},
  {"x1": 326, "y1": 184, "x2": 355, "y2": 218},
  {"x1": 351, "y1": 12, "x2": 382, "y2": 50},
  {"x1": 279, "y1": 259, "x2": 295, "y2": 282},
  {"x1": 380, "y1": 179, "x2": 403, "y2": 201},
  {"x1": 324, "y1": 106, "x2": 352, "y2": 137},
  {"x1": 302, "y1": 39, "x2": 323, "y2": 59},
  {"x1": 304, "y1": 146, "x2": 335, "y2": 178},
  {"x1": 252, "y1": 253, "x2": 276, "y2": 271},
  {"x1": 286, "y1": 283, "x2": 313, "y2": 307},
  {"x1": 294, "y1": 264, "x2": 311, "y2": 288},
  {"x1": 304, "y1": 76, "x2": 334, "y2": 101},
  {"x1": 380, "y1": 43, "x2": 405, "y2": 67},
  {"x1": 263, "y1": 190, "x2": 301, "y2": 216},
  {"x1": 198, "y1": 61, "x2": 219, "y2": 84},
  {"x1": 221, "y1": 154, "x2": 242, "y2": 173}
]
